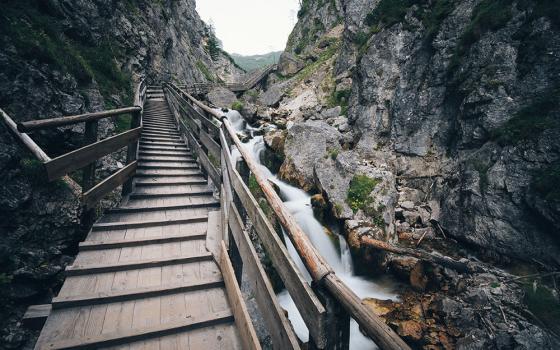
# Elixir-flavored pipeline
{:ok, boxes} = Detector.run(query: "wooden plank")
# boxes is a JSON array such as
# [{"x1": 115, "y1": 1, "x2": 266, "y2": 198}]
[
  {"x1": 17, "y1": 107, "x2": 141, "y2": 132},
  {"x1": 122, "y1": 110, "x2": 142, "y2": 195},
  {"x1": 200, "y1": 129, "x2": 221, "y2": 164},
  {"x1": 223, "y1": 150, "x2": 327, "y2": 346},
  {"x1": 65, "y1": 252, "x2": 213, "y2": 276},
  {"x1": 79, "y1": 232, "x2": 206, "y2": 251},
  {"x1": 206, "y1": 210, "x2": 221, "y2": 258},
  {"x1": 52, "y1": 277, "x2": 224, "y2": 309},
  {"x1": 44, "y1": 127, "x2": 142, "y2": 181},
  {"x1": 91, "y1": 216, "x2": 208, "y2": 231},
  {"x1": 228, "y1": 204, "x2": 300, "y2": 350},
  {"x1": 218, "y1": 242, "x2": 261, "y2": 350},
  {"x1": 45, "y1": 310, "x2": 234, "y2": 350},
  {"x1": 198, "y1": 150, "x2": 221, "y2": 187},
  {"x1": 22, "y1": 304, "x2": 51, "y2": 330},
  {"x1": 82, "y1": 162, "x2": 138, "y2": 209}
]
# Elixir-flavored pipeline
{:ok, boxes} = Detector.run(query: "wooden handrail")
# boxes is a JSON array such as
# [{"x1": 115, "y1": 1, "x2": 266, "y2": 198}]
[
  {"x1": 1, "y1": 108, "x2": 51, "y2": 162},
  {"x1": 17, "y1": 106, "x2": 142, "y2": 132},
  {"x1": 163, "y1": 82, "x2": 411, "y2": 350}
]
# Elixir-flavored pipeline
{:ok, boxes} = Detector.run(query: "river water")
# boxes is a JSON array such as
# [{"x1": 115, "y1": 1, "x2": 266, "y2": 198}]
[{"x1": 225, "y1": 110, "x2": 399, "y2": 349}]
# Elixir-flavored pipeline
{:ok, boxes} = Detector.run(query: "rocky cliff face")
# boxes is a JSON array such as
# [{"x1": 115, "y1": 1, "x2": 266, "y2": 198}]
[
  {"x1": 0, "y1": 1, "x2": 240, "y2": 347},
  {"x1": 271, "y1": 0, "x2": 560, "y2": 264}
]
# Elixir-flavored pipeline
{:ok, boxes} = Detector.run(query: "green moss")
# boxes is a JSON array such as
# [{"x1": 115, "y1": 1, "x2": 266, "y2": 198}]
[
  {"x1": 293, "y1": 39, "x2": 340, "y2": 84},
  {"x1": 346, "y1": 175, "x2": 382, "y2": 214},
  {"x1": 492, "y1": 86, "x2": 560, "y2": 145},
  {"x1": 231, "y1": 101, "x2": 244, "y2": 111},
  {"x1": 532, "y1": 162, "x2": 560, "y2": 203},
  {"x1": 196, "y1": 60, "x2": 215, "y2": 82},
  {"x1": 328, "y1": 88, "x2": 351, "y2": 116}
]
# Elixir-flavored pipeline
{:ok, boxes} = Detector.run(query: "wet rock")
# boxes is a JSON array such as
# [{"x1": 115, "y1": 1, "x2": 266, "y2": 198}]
[
  {"x1": 389, "y1": 256, "x2": 419, "y2": 281},
  {"x1": 396, "y1": 320, "x2": 423, "y2": 342},
  {"x1": 263, "y1": 129, "x2": 286, "y2": 155},
  {"x1": 410, "y1": 261, "x2": 430, "y2": 291},
  {"x1": 310, "y1": 194, "x2": 328, "y2": 221}
]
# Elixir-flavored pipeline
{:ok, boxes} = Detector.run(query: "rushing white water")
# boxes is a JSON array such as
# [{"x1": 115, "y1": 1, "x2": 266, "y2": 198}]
[{"x1": 225, "y1": 110, "x2": 399, "y2": 349}]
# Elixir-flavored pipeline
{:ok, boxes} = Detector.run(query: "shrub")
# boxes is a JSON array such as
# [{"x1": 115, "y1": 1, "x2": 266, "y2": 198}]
[
  {"x1": 346, "y1": 175, "x2": 382, "y2": 213},
  {"x1": 231, "y1": 101, "x2": 244, "y2": 111},
  {"x1": 196, "y1": 60, "x2": 214, "y2": 82}
]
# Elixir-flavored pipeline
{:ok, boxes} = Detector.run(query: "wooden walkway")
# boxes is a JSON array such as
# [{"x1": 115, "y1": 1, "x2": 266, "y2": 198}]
[{"x1": 34, "y1": 89, "x2": 250, "y2": 349}]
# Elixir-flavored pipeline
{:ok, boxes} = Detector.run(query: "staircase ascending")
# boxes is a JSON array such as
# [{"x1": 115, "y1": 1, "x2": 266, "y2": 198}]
[{"x1": 34, "y1": 87, "x2": 243, "y2": 349}]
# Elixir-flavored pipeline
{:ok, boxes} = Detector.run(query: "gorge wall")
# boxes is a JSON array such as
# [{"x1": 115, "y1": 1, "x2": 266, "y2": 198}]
[
  {"x1": 0, "y1": 0, "x2": 240, "y2": 347},
  {"x1": 263, "y1": 0, "x2": 560, "y2": 265}
]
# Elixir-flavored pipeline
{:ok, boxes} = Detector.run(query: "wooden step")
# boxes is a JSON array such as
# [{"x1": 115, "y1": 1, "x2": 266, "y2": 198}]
[
  {"x1": 129, "y1": 190, "x2": 213, "y2": 199},
  {"x1": 140, "y1": 145, "x2": 188, "y2": 151},
  {"x1": 109, "y1": 199, "x2": 219, "y2": 213},
  {"x1": 92, "y1": 216, "x2": 208, "y2": 231},
  {"x1": 65, "y1": 252, "x2": 214, "y2": 276},
  {"x1": 137, "y1": 163, "x2": 198, "y2": 170},
  {"x1": 44, "y1": 310, "x2": 234, "y2": 350},
  {"x1": 52, "y1": 277, "x2": 223, "y2": 309},
  {"x1": 79, "y1": 232, "x2": 207, "y2": 251},
  {"x1": 135, "y1": 179, "x2": 208, "y2": 186},
  {"x1": 139, "y1": 156, "x2": 195, "y2": 162},
  {"x1": 138, "y1": 151, "x2": 193, "y2": 157},
  {"x1": 140, "y1": 141, "x2": 185, "y2": 147}
]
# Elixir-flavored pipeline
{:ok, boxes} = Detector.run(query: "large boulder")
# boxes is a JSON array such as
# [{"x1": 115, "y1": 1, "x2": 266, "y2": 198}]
[
  {"x1": 277, "y1": 52, "x2": 305, "y2": 76},
  {"x1": 206, "y1": 86, "x2": 237, "y2": 108},
  {"x1": 278, "y1": 121, "x2": 341, "y2": 191}
]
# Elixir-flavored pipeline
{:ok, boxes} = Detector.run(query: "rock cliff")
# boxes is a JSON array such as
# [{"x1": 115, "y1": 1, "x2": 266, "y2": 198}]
[
  {"x1": 270, "y1": 0, "x2": 560, "y2": 264},
  {"x1": 0, "y1": 0, "x2": 241, "y2": 347}
]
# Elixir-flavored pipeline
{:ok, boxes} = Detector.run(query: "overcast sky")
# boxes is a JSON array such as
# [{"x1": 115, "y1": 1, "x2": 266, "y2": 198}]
[{"x1": 196, "y1": 0, "x2": 300, "y2": 56}]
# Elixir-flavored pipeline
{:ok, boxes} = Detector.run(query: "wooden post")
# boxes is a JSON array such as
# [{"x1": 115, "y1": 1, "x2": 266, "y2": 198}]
[
  {"x1": 310, "y1": 282, "x2": 350, "y2": 350},
  {"x1": 122, "y1": 110, "x2": 141, "y2": 196},
  {"x1": 82, "y1": 120, "x2": 98, "y2": 227}
]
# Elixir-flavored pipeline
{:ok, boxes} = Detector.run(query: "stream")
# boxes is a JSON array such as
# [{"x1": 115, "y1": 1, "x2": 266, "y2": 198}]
[{"x1": 225, "y1": 110, "x2": 399, "y2": 349}]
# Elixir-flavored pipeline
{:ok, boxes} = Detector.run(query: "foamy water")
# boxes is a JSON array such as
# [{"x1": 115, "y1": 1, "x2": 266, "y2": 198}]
[{"x1": 225, "y1": 110, "x2": 399, "y2": 349}]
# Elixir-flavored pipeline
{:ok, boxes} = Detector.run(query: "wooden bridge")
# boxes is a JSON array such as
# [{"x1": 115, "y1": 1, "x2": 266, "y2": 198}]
[
  {"x1": 180, "y1": 64, "x2": 277, "y2": 96},
  {"x1": 1, "y1": 79, "x2": 410, "y2": 350}
]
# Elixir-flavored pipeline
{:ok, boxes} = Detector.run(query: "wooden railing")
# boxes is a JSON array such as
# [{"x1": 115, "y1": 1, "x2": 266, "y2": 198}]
[
  {"x1": 0, "y1": 79, "x2": 147, "y2": 212},
  {"x1": 163, "y1": 82, "x2": 410, "y2": 350}
]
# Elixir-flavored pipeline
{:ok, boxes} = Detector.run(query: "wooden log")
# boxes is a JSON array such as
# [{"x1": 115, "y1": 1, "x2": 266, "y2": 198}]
[
  {"x1": 44, "y1": 127, "x2": 142, "y2": 181},
  {"x1": 218, "y1": 241, "x2": 262, "y2": 350},
  {"x1": 323, "y1": 273, "x2": 412, "y2": 350},
  {"x1": 221, "y1": 137, "x2": 327, "y2": 347},
  {"x1": 0, "y1": 108, "x2": 50, "y2": 162},
  {"x1": 361, "y1": 236, "x2": 471, "y2": 273},
  {"x1": 228, "y1": 204, "x2": 301, "y2": 350},
  {"x1": 221, "y1": 119, "x2": 332, "y2": 281},
  {"x1": 17, "y1": 106, "x2": 141, "y2": 132}
]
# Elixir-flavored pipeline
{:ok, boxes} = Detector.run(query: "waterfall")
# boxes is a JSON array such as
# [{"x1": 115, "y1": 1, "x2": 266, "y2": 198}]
[{"x1": 224, "y1": 110, "x2": 399, "y2": 349}]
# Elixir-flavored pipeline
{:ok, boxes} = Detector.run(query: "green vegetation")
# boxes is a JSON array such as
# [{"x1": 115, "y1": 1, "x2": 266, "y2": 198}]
[
  {"x1": 365, "y1": 0, "x2": 416, "y2": 28},
  {"x1": 328, "y1": 88, "x2": 351, "y2": 116},
  {"x1": 449, "y1": 0, "x2": 513, "y2": 73},
  {"x1": 326, "y1": 148, "x2": 339, "y2": 160},
  {"x1": 231, "y1": 51, "x2": 282, "y2": 71},
  {"x1": 231, "y1": 101, "x2": 244, "y2": 111},
  {"x1": 293, "y1": 39, "x2": 340, "y2": 83},
  {"x1": 248, "y1": 174, "x2": 274, "y2": 218},
  {"x1": 346, "y1": 175, "x2": 382, "y2": 214},
  {"x1": 115, "y1": 114, "x2": 132, "y2": 134},
  {"x1": 0, "y1": 0, "x2": 132, "y2": 104},
  {"x1": 196, "y1": 60, "x2": 215, "y2": 82},
  {"x1": 470, "y1": 159, "x2": 492, "y2": 193},
  {"x1": 523, "y1": 283, "x2": 560, "y2": 336},
  {"x1": 206, "y1": 24, "x2": 221, "y2": 61},
  {"x1": 208, "y1": 153, "x2": 221, "y2": 169},
  {"x1": 492, "y1": 86, "x2": 560, "y2": 145},
  {"x1": 532, "y1": 162, "x2": 560, "y2": 203}
]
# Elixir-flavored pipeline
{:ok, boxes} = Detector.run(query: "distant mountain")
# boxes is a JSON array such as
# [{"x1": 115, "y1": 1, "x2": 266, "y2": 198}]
[{"x1": 231, "y1": 51, "x2": 283, "y2": 72}]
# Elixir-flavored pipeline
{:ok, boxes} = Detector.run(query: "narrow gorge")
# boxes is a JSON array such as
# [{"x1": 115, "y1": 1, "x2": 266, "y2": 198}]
[{"x1": 0, "y1": 0, "x2": 559, "y2": 349}]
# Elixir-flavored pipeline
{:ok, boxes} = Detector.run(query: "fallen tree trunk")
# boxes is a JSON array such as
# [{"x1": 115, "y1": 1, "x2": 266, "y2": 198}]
[{"x1": 361, "y1": 237, "x2": 471, "y2": 273}]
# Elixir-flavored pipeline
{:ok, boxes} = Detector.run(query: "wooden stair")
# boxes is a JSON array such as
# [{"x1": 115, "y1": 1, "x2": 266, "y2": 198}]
[{"x1": 33, "y1": 89, "x2": 252, "y2": 350}]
